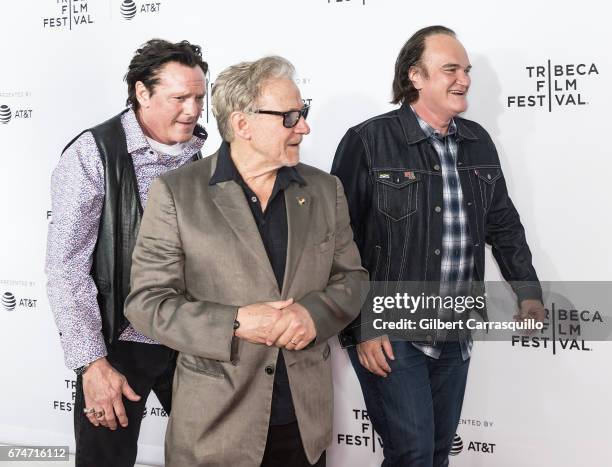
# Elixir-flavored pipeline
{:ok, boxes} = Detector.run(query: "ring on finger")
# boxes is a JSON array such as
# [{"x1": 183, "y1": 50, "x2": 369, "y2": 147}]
[
  {"x1": 83, "y1": 407, "x2": 96, "y2": 415},
  {"x1": 95, "y1": 409, "x2": 105, "y2": 419}
]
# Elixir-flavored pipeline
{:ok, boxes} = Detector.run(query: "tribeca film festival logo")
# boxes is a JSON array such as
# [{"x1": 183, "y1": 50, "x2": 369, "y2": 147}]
[
  {"x1": 1, "y1": 291, "x2": 37, "y2": 311},
  {"x1": 507, "y1": 61, "x2": 599, "y2": 111},
  {"x1": 42, "y1": 0, "x2": 95, "y2": 30},
  {"x1": 511, "y1": 304, "x2": 604, "y2": 354},
  {"x1": 336, "y1": 409, "x2": 382, "y2": 452},
  {"x1": 119, "y1": 0, "x2": 161, "y2": 21}
]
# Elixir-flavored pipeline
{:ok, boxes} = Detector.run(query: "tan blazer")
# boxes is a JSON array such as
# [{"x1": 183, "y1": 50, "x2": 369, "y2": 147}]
[{"x1": 125, "y1": 152, "x2": 367, "y2": 466}]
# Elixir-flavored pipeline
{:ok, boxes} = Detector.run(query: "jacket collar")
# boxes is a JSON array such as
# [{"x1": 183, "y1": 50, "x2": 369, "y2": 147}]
[
  {"x1": 209, "y1": 141, "x2": 306, "y2": 188},
  {"x1": 398, "y1": 102, "x2": 478, "y2": 144}
]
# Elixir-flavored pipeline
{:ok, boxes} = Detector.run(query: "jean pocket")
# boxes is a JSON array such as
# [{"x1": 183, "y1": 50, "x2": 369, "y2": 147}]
[{"x1": 374, "y1": 169, "x2": 421, "y2": 221}]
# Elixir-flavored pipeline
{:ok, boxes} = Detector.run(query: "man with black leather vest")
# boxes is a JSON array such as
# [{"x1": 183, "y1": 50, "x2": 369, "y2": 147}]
[
  {"x1": 45, "y1": 39, "x2": 208, "y2": 467},
  {"x1": 331, "y1": 26, "x2": 545, "y2": 466}
]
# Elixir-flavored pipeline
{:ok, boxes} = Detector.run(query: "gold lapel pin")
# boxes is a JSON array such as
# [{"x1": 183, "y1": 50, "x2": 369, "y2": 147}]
[{"x1": 297, "y1": 197, "x2": 306, "y2": 206}]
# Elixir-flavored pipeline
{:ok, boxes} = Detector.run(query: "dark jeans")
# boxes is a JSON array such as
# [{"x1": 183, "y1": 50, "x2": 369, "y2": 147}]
[
  {"x1": 261, "y1": 421, "x2": 326, "y2": 467},
  {"x1": 74, "y1": 340, "x2": 176, "y2": 467},
  {"x1": 348, "y1": 341, "x2": 469, "y2": 467}
]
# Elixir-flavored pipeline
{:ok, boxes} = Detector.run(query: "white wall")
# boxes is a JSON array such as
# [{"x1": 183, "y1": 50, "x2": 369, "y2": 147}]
[{"x1": 0, "y1": 1, "x2": 610, "y2": 465}]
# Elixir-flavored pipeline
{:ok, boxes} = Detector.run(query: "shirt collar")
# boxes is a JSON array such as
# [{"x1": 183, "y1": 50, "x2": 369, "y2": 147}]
[
  {"x1": 209, "y1": 141, "x2": 306, "y2": 188},
  {"x1": 399, "y1": 102, "x2": 478, "y2": 143},
  {"x1": 411, "y1": 106, "x2": 457, "y2": 140},
  {"x1": 123, "y1": 107, "x2": 208, "y2": 155}
]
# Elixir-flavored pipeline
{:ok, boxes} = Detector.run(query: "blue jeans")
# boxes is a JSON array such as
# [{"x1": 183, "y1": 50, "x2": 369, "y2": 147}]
[{"x1": 347, "y1": 341, "x2": 470, "y2": 467}]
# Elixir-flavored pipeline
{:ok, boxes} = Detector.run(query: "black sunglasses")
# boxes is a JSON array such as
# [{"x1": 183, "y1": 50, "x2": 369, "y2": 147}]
[{"x1": 254, "y1": 105, "x2": 310, "y2": 128}]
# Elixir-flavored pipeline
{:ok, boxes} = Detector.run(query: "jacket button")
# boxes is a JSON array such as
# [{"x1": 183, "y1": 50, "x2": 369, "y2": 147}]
[
  {"x1": 433, "y1": 164, "x2": 440, "y2": 171},
  {"x1": 467, "y1": 201, "x2": 473, "y2": 206},
  {"x1": 265, "y1": 364, "x2": 275, "y2": 375},
  {"x1": 434, "y1": 206, "x2": 441, "y2": 213},
  {"x1": 457, "y1": 161, "x2": 463, "y2": 166},
  {"x1": 434, "y1": 249, "x2": 440, "y2": 255}
]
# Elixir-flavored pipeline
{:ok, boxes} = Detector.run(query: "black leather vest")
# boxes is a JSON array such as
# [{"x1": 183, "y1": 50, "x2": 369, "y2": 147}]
[{"x1": 63, "y1": 110, "x2": 203, "y2": 344}]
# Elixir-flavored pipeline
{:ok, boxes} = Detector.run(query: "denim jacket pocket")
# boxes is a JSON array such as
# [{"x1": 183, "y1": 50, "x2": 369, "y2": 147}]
[
  {"x1": 373, "y1": 169, "x2": 421, "y2": 221},
  {"x1": 475, "y1": 168, "x2": 501, "y2": 212}
]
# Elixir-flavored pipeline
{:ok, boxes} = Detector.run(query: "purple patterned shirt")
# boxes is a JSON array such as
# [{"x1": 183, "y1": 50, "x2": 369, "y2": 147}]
[{"x1": 46, "y1": 108, "x2": 206, "y2": 369}]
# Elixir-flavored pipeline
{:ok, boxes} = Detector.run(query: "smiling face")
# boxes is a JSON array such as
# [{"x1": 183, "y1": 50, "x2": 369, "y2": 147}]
[
  {"x1": 135, "y1": 61, "x2": 206, "y2": 145},
  {"x1": 248, "y1": 77, "x2": 310, "y2": 167},
  {"x1": 410, "y1": 34, "x2": 472, "y2": 126}
]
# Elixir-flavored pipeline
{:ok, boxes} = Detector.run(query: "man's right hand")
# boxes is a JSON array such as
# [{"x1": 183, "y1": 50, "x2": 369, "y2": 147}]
[
  {"x1": 356, "y1": 335, "x2": 395, "y2": 377},
  {"x1": 234, "y1": 299, "x2": 294, "y2": 344},
  {"x1": 82, "y1": 357, "x2": 141, "y2": 430}
]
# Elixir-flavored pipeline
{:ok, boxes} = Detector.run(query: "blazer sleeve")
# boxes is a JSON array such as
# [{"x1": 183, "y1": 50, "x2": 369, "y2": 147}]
[
  {"x1": 124, "y1": 177, "x2": 237, "y2": 361},
  {"x1": 298, "y1": 176, "x2": 369, "y2": 344}
]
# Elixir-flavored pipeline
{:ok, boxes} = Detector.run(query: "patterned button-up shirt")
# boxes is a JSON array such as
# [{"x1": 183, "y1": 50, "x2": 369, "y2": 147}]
[
  {"x1": 412, "y1": 108, "x2": 473, "y2": 361},
  {"x1": 46, "y1": 108, "x2": 206, "y2": 369}
]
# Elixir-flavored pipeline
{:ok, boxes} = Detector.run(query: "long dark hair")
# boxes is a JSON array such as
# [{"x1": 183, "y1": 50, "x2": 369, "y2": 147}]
[{"x1": 391, "y1": 26, "x2": 455, "y2": 105}]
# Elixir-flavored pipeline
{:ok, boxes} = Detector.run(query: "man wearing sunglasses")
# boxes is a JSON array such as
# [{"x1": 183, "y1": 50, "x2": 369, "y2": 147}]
[{"x1": 124, "y1": 55, "x2": 367, "y2": 466}]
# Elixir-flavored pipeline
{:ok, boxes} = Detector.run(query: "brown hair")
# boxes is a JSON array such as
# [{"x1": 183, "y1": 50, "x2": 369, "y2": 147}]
[{"x1": 391, "y1": 25, "x2": 455, "y2": 104}]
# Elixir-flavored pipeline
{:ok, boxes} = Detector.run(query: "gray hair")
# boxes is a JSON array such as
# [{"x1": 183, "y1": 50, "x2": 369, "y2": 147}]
[{"x1": 212, "y1": 56, "x2": 295, "y2": 141}]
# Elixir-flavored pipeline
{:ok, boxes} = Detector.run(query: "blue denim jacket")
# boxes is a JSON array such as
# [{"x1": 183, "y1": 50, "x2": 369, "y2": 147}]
[{"x1": 332, "y1": 103, "x2": 541, "y2": 346}]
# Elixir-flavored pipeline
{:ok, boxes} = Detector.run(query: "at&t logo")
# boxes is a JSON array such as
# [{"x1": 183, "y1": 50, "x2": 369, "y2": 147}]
[
  {"x1": 120, "y1": 0, "x2": 137, "y2": 19},
  {"x1": 0, "y1": 104, "x2": 33, "y2": 124},
  {"x1": 0, "y1": 105, "x2": 11, "y2": 124},
  {"x1": 2, "y1": 292, "x2": 16, "y2": 311},
  {"x1": 1, "y1": 291, "x2": 37, "y2": 311},
  {"x1": 449, "y1": 433, "x2": 496, "y2": 456},
  {"x1": 449, "y1": 434, "x2": 463, "y2": 456},
  {"x1": 119, "y1": 0, "x2": 161, "y2": 20}
]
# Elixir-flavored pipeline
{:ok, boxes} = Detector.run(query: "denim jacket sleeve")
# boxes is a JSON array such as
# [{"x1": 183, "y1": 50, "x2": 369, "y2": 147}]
[
  {"x1": 331, "y1": 128, "x2": 372, "y2": 254},
  {"x1": 483, "y1": 141, "x2": 542, "y2": 304}
]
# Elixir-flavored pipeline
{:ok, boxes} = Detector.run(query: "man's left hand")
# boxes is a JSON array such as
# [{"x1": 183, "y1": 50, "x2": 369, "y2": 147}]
[
  {"x1": 514, "y1": 298, "x2": 546, "y2": 323},
  {"x1": 266, "y1": 303, "x2": 316, "y2": 351}
]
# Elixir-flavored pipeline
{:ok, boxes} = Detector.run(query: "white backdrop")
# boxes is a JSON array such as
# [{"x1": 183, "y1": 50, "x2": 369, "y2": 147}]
[{"x1": 0, "y1": 0, "x2": 610, "y2": 465}]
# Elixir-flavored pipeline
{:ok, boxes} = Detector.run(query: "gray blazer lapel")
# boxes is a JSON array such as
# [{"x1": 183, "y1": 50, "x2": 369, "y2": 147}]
[
  {"x1": 282, "y1": 184, "x2": 312, "y2": 298},
  {"x1": 209, "y1": 181, "x2": 278, "y2": 289}
]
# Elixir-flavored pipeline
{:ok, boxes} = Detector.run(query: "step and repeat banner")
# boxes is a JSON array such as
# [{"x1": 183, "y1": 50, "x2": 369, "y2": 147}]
[{"x1": 0, "y1": 1, "x2": 610, "y2": 466}]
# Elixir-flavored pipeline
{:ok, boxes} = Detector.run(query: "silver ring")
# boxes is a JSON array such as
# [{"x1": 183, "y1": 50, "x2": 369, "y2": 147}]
[
  {"x1": 95, "y1": 410, "x2": 105, "y2": 419},
  {"x1": 83, "y1": 407, "x2": 95, "y2": 415}
]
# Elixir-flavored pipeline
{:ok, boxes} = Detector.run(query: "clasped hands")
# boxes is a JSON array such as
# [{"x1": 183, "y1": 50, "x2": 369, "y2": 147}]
[{"x1": 235, "y1": 298, "x2": 316, "y2": 351}]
